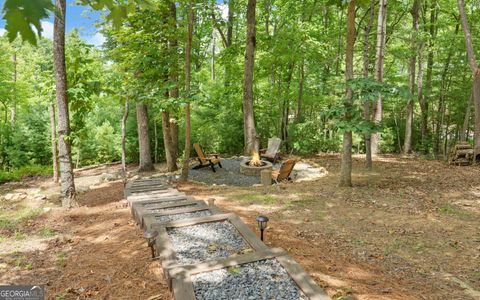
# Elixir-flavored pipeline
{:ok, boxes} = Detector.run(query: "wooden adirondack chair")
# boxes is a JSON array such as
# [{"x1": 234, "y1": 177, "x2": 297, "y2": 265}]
[
  {"x1": 260, "y1": 137, "x2": 281, "y2": 163},
  {"x1": 271, "y1": 158, "x2": 297, "y2": 183},
  {"x1": 192, "y1": 143, "x2": 222, "y2": 172}
]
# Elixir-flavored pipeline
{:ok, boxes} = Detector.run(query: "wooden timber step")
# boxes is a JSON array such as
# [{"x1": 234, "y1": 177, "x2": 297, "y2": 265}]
[{"x1": 123, "y1": 178, "x2": 330, "y2": 300}]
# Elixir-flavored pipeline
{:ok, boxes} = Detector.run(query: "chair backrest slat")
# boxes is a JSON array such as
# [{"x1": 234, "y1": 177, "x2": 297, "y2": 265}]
[
  {"x1": 276, "y1": 159, "x2": 296, "y2": 181},
  {"x1": 266, "y1": 137, "x2": 282, "y2": 156},
  {"x1": 193, "y1": 143, "x2": 208, "y2": 163}
]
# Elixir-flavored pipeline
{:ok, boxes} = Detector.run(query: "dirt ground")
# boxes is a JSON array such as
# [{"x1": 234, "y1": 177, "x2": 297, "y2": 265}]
[{"x1": 0, "y1": 155, "x2": 479, "y2": 300}]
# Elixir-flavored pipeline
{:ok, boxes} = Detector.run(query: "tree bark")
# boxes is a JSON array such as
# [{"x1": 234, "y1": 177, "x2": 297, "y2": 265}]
[
  {"x1": 296, "y1": 58, "x2": 305, "y2": 123},
  {"x1": 422, "y1": 0, "x2": 437, "y2": 153},
  {"x1": 457, "y1": 0, "x2": 480, "y2": 162},
  {"x1": 181, "y1": 0, "x2": 195, "y2": 182},
  {"x1": 121, "y1": 98, "x2": 129, "y2": 174},
  {"x1": 49, "y1": 104, "x2": 59, "y2": 183},
  {"x1": 363, "y1": 0, "x2": 375, "y2": 170},
  {"x1": 136, "y1": 104, "x2": 154, "y2": 172},
  {"x1": 370, "y1": 0, "x2": 387, "y2": 156},
  {"x1": 54, "y1": 0, "x2": 76, "y2": 207},
  {"x1": 404, "y1": 0, "x2": 420, "y2": 154},
  {"x1": 168, "y1": 1, "x2": 179, "y2": 164},
  {"x1": 243, "y1": 0, "x2": 258, "y2": 155},
  {"x1": 339, "y1": 0, "x2": 355, "y2": 187},
  {"x1": 162, "y1": 111, "x2": 178, "y2": 171}
]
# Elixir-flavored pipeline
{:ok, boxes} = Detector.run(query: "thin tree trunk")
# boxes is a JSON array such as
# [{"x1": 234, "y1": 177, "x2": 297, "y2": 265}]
[
  {"x1": 422, "y1": 0, "x2": 437, "y2": 153},
  {"x1": 243, "y1": 0, "x2": 258, "y2": 155},
  {"x1": 49, "y1": 104, "x2": 59, "y2": 183},
  {"x1": 54, "y1": 0, "x2": 76, "y2": 207},
  {"x1": 435, "y1": 23, "x2": 459, "y2": 156},
  {"x1": 371, "y1": 0, "x2": 387, "y2": 156},
  {"x1": 417, "y1": 36, "x2": 425, "y2": 151},
  {"x1": 136, "y1": 104, "x2": 154, "y2": 172},
  {"x1": 75, "y1": 147, "x2": 80, "y2": 169},
  {"x1": 211, "y1": 32, "x2": 216, "y2": 81},
  {"x1": 162, "y1": 111, "x2": 177, "y2": 171},
  {"x1": 296, "y1": 58, "x2": 304, "y2": 123},
  {"x1": 404, "y1": 0, "x2": 420, "y2": 154},
  {"x1": 457, "y1": 0, "x2": 480, "y2": 162},
  {"x1": 168, "y1": 1, "x2": 179, "y2": 165},
  {"x1": 340, "y1": 0, "x2": 355, "y2": 187},
  {"x1": 181, "y1": 0, "x2": 195, "y2": 182},
  {"x1": 363, "y1": 0, "x2": 375, "y2": 170},
  {"x1": 154, "y1": 119, "x2": 158, "y2": 164},
  {"x1": 11, "y1": 52, "x2": 16, "y2": 127},
  {"x1": 460, "y1": 90, "x2": 474, "y2": 142},
  {"x1": 121, "y1": 98, "x2": 129, "y2": 174}
]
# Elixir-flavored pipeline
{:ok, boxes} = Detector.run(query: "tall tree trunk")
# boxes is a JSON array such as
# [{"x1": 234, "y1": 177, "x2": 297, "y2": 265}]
[
  {"x1": 211, "y1": 32, "x2": 216, "y2": 81},
  {"x1": 136, "y1": 104, "x2": 154, "y2": 172},
  {"x1": 460, "y1": 90, "x2": 473, "y2": 142},
  {"x1": 162, "y1": 112, "x2": 178, "y2": 171},
  {"x1": 181, "y1": 0, "x2": 195, "y2": 182},
  {"x1": 168, "y1": 0, "x2": 179, "y2": 166},
  {"x1": 339, "y1": 0, "x2": 356, "y2": 187},
  {"x1": 54, "y1": 0, "x2": 76, "y2": 207},
  {"x1": 121, "y1": 98, "x2": 128, "y2": 174},
  {"x1": 404, "y1": 0, "x2": 420, "y2": 154},
  {"x1": 370, "y1": 0, "x2": 387, "y2": 156},
  {"x1": 363, "y1": 0, "x2": 375, "y2": 170},
  {"x1": 227, "y1": 0, "x2": 234, "y2": 46},
  {"x1": 49, "y1": 104, "x2": 59, "y2": 183},
  {"x1": 243, "y1": 0, "x2": 258, "y2": 155},
  {"x1": 154, "y1": 120, "x2": 158, "y2": 164},
  {"x1": 435, "y1": 23, "x2": 459, "y2": 156},
  {"x1": 296, "y1": 58, "x2": 305, "y2": 123},
  {"x1": 417, "y1": 36, "x2": 425, "y2": 150},
  {"x1": 422, "y1": 0, "x2": 437, "y2": 153},
  {"x1": 457, "y1": 0, "x2": 480, "y2": 162},
  {"x1": 11, "y1": 52, "x2": 16, "y2": 127}
]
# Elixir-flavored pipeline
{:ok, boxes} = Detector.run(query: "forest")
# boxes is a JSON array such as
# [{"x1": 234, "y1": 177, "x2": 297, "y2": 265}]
[{"x1": 0, "y1": 0, "x2": 479, "y2": 299}]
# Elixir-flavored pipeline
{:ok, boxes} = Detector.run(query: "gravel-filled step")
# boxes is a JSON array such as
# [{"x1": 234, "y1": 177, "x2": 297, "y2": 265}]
[
  {"x1": 143, "y1": 199, "x2": 191, "y2": 209},
  {"x1": 167, "y1": 221, "x2": 252, "y2": 264},
  {"x1": 192, "y1": 258, "x2": 308, "y2": 300},
  {"x1": 156, "y1": 210, "x2": 212, "y2": 224}
]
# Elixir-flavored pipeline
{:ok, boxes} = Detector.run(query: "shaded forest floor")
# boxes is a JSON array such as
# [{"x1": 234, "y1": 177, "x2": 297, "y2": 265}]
[{"x1": 0, "y1": 155, "x2": 479, "y2": 299}]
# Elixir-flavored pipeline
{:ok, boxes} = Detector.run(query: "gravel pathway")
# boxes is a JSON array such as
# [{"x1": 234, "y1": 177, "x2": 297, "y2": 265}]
[
  {"x1": 192, "y1": 258, "x2": 308, "y2": 300},
  {"x1": 189, "y1": 158, "x2": 266, "y2": 186},
  {"x1": 167, "y1": 221, "x2": 251, "y2": 264},
  {"x1": 155, "y1": 210, "x2": 212, "y2": 223}
]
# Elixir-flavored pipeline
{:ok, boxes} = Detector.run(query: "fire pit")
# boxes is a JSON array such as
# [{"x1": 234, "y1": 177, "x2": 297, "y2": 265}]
[{"x1": 240, "y1": 152, "x2": 273, "y2": 176}]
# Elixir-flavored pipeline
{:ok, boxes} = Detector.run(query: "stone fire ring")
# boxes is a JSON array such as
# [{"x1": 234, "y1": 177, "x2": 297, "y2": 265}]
[{"x1": 239, "y1": 159, "x2": 273, "y2": 176}]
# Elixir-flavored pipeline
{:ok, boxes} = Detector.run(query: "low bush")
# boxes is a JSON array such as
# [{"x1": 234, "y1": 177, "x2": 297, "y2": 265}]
[{"x1": 0, "y1": 165, "x2": 52, "y2": 184}]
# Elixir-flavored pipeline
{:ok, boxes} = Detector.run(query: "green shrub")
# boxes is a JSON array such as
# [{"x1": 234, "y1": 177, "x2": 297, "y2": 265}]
[{"x1": 0, "y1": 165, "x2": 52, "y2": 184}]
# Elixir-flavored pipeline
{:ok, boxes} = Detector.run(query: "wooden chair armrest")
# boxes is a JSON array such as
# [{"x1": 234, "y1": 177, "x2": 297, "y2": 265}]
[{"x1": 259, "y1": 148, "x2": 267, "y2": 154}]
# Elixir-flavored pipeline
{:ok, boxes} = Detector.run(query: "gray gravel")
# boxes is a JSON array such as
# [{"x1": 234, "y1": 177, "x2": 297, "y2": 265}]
[
  {"x1": 143, "y1": 199, "x2": 188, "y2": 208},
  {"x1": 155, "y1": 210, "x2": 212, "y2": 223},
  {"x1": 148, "y1": 203, "x2": 197, "y2": 212},
  {"x1": 189, "y1": 158, "x2": 270, "y2": 186},
  {"x1": 167, "y1": 220, "x2": 251, "y2": 264},
  {"x1": 192, "y1": 258, "x2": 308, "y2": 300}
]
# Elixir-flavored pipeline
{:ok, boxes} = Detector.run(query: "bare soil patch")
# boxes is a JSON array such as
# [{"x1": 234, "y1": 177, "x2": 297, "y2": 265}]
[{"x1": 1, "y1": 155, "x2": 478, "y2": 300}]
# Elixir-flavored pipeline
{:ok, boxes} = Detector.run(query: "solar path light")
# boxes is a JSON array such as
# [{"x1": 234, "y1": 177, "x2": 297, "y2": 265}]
[
  {"x1": 256, "y1": 215, "x2": 269, "y2": 241},
  {"x1": 143, "y1": 230, "x2": 158, "y2": 258}
]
